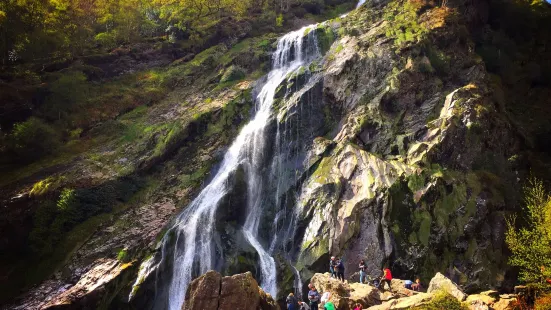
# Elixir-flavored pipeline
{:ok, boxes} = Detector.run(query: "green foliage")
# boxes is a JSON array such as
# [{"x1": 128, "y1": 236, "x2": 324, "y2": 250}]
[
  {"x1": 412, "y1": 290, "x2": 469, "y2": 310},
  {"x1": 43, "y1": 71, "x2": 90, "y2": 123},
  {"x1": 7, "y1": 117, "x2": 61, "y2": 161},
  {"x1": 57, "y1": 188, "x2": 76, "y2": 211},
  {"x1": 220, "y1": 65, "x2": 245, "y2": 83},
  {"x1": 117, "y1": 248, "x2": 129, "y2": 261},
  {"x1": 383, "y1": 0, "x2": 428, "y2": 46},
  {"x1": 95, "y1": 32, "x2": 118, "y2": 49},
  {"x1": 425, "y1": 47, "x2": 450, "y2": 76},
  {"x1": 316, "y1": 24, "x2": 336, "y2": 55},
  {"x1": 29, "y1": 177, "x2": 143, "y2": 256},
  {"x1": 506, "y1": 178, "x2": 551, "y2": 283},
  {"x1": 276, "y1": 13, "x2": 284, "y2": 27}
]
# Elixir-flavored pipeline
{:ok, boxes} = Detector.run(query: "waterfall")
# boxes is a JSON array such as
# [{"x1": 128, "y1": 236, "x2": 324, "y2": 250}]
[
  {"x1": 357, "y1": 0, "x2": 366, "y2": 8},
  {"x1": 133, "y1": 3, "x2": 366, "y2": 308},
  {"x1": 149, "y1": 25, "x2": 321, "y2": 310}
]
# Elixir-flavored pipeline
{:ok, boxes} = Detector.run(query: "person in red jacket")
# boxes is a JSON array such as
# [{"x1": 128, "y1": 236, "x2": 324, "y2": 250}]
[{"x1": 378, "y1": 267, "x2": 392, "y2": 290}]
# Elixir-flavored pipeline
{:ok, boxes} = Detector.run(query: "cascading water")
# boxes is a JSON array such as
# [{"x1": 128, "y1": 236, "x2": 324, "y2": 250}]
[
  {"x1": 134, "y1": 3, "x2": 367, "y2": 308},
  {"x1": 147, "y1": 25, "x2": 322, "y2": 310}
]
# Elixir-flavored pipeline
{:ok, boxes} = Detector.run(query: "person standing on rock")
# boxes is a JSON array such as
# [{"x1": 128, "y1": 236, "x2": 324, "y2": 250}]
[
  {"x1": 308, "y1": 283, "x2": 321, "y2": 310},
  {"x1": 287, "y1": 292, "x2": 298, "y2": 310},
  {"x1": 329, "y1": 256, "x2": 337, "y2": 278},
  {"x1": 378, "y1": 267, "x2": 392, "y2": 290},
  {"x1": 336, "y1": 258, "x2": 345, "y2": 282},
  {"x1": 358, "y1": 260, "x2": 367, "y2": 284}
]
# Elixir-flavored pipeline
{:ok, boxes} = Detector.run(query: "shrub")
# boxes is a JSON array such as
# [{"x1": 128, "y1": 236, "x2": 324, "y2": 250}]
[
  {"x1": 28, "y1": 177, "x2": 143, "y2": 256},
  {"x1": 117, "y1": 248, "x2": 128, "y2": 261},
  {"x1": 383, "y1": 0, "x2": 428, "y2": 46},
  {"x1": 536, "y1": 294, "x2": 551, "y2": 310},
  {"x1": 220, "y1": 65, "x2": 245, "y2": 83},
  {"x1": 43, "y1": 71, "x2": 89, "y2": 124},
  {"x1": 8, "y1": 117, "x2": 61, "y2": 161},
  {"x1": 276, "y1": 13, "x2": 284, "y2": 27},
  {"x1": 412, "y1": 290, "x2": 468, "y2": 310},
  {"x1": 95, "y1": 32, "x2": 117, "y2": 50},
  {"x1": 505, "y1": 178, "x2": 551, "y2": 283}
]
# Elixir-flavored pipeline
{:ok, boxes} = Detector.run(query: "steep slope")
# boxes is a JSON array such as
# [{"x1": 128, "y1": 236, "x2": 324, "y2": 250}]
[{"x1": 1, "y1": 35, "x2": 277, "y2": 309}]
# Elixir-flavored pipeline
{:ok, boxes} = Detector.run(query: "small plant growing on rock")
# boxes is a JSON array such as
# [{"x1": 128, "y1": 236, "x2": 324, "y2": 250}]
[
  {"x1": 117, "y1": 248, "x2": 128, "y2": 262},
  {"x1": 412, "y1": 290, "x2": 468, "y2": 310}
]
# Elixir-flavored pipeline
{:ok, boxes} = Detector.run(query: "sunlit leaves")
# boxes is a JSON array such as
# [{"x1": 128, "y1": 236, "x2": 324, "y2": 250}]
[{"x1": 506, "y1": 178, "x2": 551, "y2": 283}]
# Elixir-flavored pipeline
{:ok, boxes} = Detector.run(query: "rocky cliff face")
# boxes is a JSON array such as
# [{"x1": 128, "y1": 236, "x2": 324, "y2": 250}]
[
  {"x1": 287, "y1": 0, "x2": 521, "y2": 294},
  {"x1": 2, "y1": 0, "x2": 547, "y2": 309}
]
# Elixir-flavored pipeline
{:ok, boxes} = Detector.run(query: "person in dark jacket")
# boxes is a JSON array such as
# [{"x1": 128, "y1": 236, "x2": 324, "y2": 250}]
[
  {"x1": 335, "y1": 258, "x2": 345, "y2": 282},
  {"x1": 358, "y1": 260, "x2": 367, "y2": 284},
  {"x1": 287, "y1": 293, "x2": 298, "y2": 310}
]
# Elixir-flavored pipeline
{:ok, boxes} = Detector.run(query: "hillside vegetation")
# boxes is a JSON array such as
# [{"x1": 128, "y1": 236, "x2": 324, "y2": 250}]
[{"x1": 1, "y1": 0, "x2": 551, "y2": 309}]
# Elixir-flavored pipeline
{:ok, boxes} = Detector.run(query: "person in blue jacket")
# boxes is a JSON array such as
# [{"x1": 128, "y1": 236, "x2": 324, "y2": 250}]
[
  {"x1": 286, "y1": 292, "x2": 298, "y2": 310},
  {"x1": 307, "y1": 283, "x2": 321, "y2": 310}
]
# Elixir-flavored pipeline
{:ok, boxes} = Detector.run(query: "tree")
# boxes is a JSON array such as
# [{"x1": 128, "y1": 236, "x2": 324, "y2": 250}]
[{"x1": 506, "y1": 178, "x2": 551, "y2": 283}]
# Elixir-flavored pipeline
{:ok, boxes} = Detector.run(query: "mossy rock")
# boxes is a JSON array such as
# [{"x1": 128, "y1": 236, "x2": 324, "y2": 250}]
[{"x1": 220, "y1": 65, "x2": 246, "y2": 83}]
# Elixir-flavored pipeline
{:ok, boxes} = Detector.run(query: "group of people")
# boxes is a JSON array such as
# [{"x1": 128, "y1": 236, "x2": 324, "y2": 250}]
[
  {"x1": 285, "y1": 283, "x2": 367, "y2": 310},
  {"x1": 404, "y1": 278, "x2": 423, "y2": 291},
  {"x1": 329, "y1": 256, "x2": 345, "y2": 282},
  {"x1": 286, "y1": 258, "x2": 427, "y2": 310},
  {"x1": 352, "y1": 258, "x2": 394, "y2": 290},
  {"x1": 285, "y1": 284, "x2": 335, "y2": 310}
]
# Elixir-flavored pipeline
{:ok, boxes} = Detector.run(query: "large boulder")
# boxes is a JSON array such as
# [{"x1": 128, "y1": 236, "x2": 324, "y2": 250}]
[
  {"x1": 367, "y1": 293, "x2": 434, "y2": 310},
  {"x1": 492, "y1": 294, "x2": 518, "y2": 310},
  {"x1": 309, "y1": 273, "x2": 386, "y2": 309},
  {"x1": 41, "y1": 258, "x2": 137, "y2": 310},
  {"x1": 183, "y1": 271, "x2": 279, "y2": 310},
  {"x1": 183, "y1": 270, "x2": 222, "y2": 310},
  {"x1": 465, "y1": 292, "x2": 497, "y2": 310},
  {"x1": 427, "y1": 272, "x2": 467, "y2": 301}
]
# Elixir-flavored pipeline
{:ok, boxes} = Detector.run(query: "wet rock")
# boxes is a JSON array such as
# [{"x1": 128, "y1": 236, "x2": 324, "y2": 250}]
[
  {"x1": 427, "y1": 272, "x2": 467, "y2": 301},
  {"x1": 41, "y1": 258, "x2": 137, "y2": 310},
  {"x1": 183, "y1": 271, "x2": 279, "y2": 310}
]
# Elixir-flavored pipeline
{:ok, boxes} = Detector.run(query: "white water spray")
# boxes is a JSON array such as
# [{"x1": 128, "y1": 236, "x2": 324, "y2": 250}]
[{"x1": 153, "y1": 25, "x2": 321, "y2": 310}]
